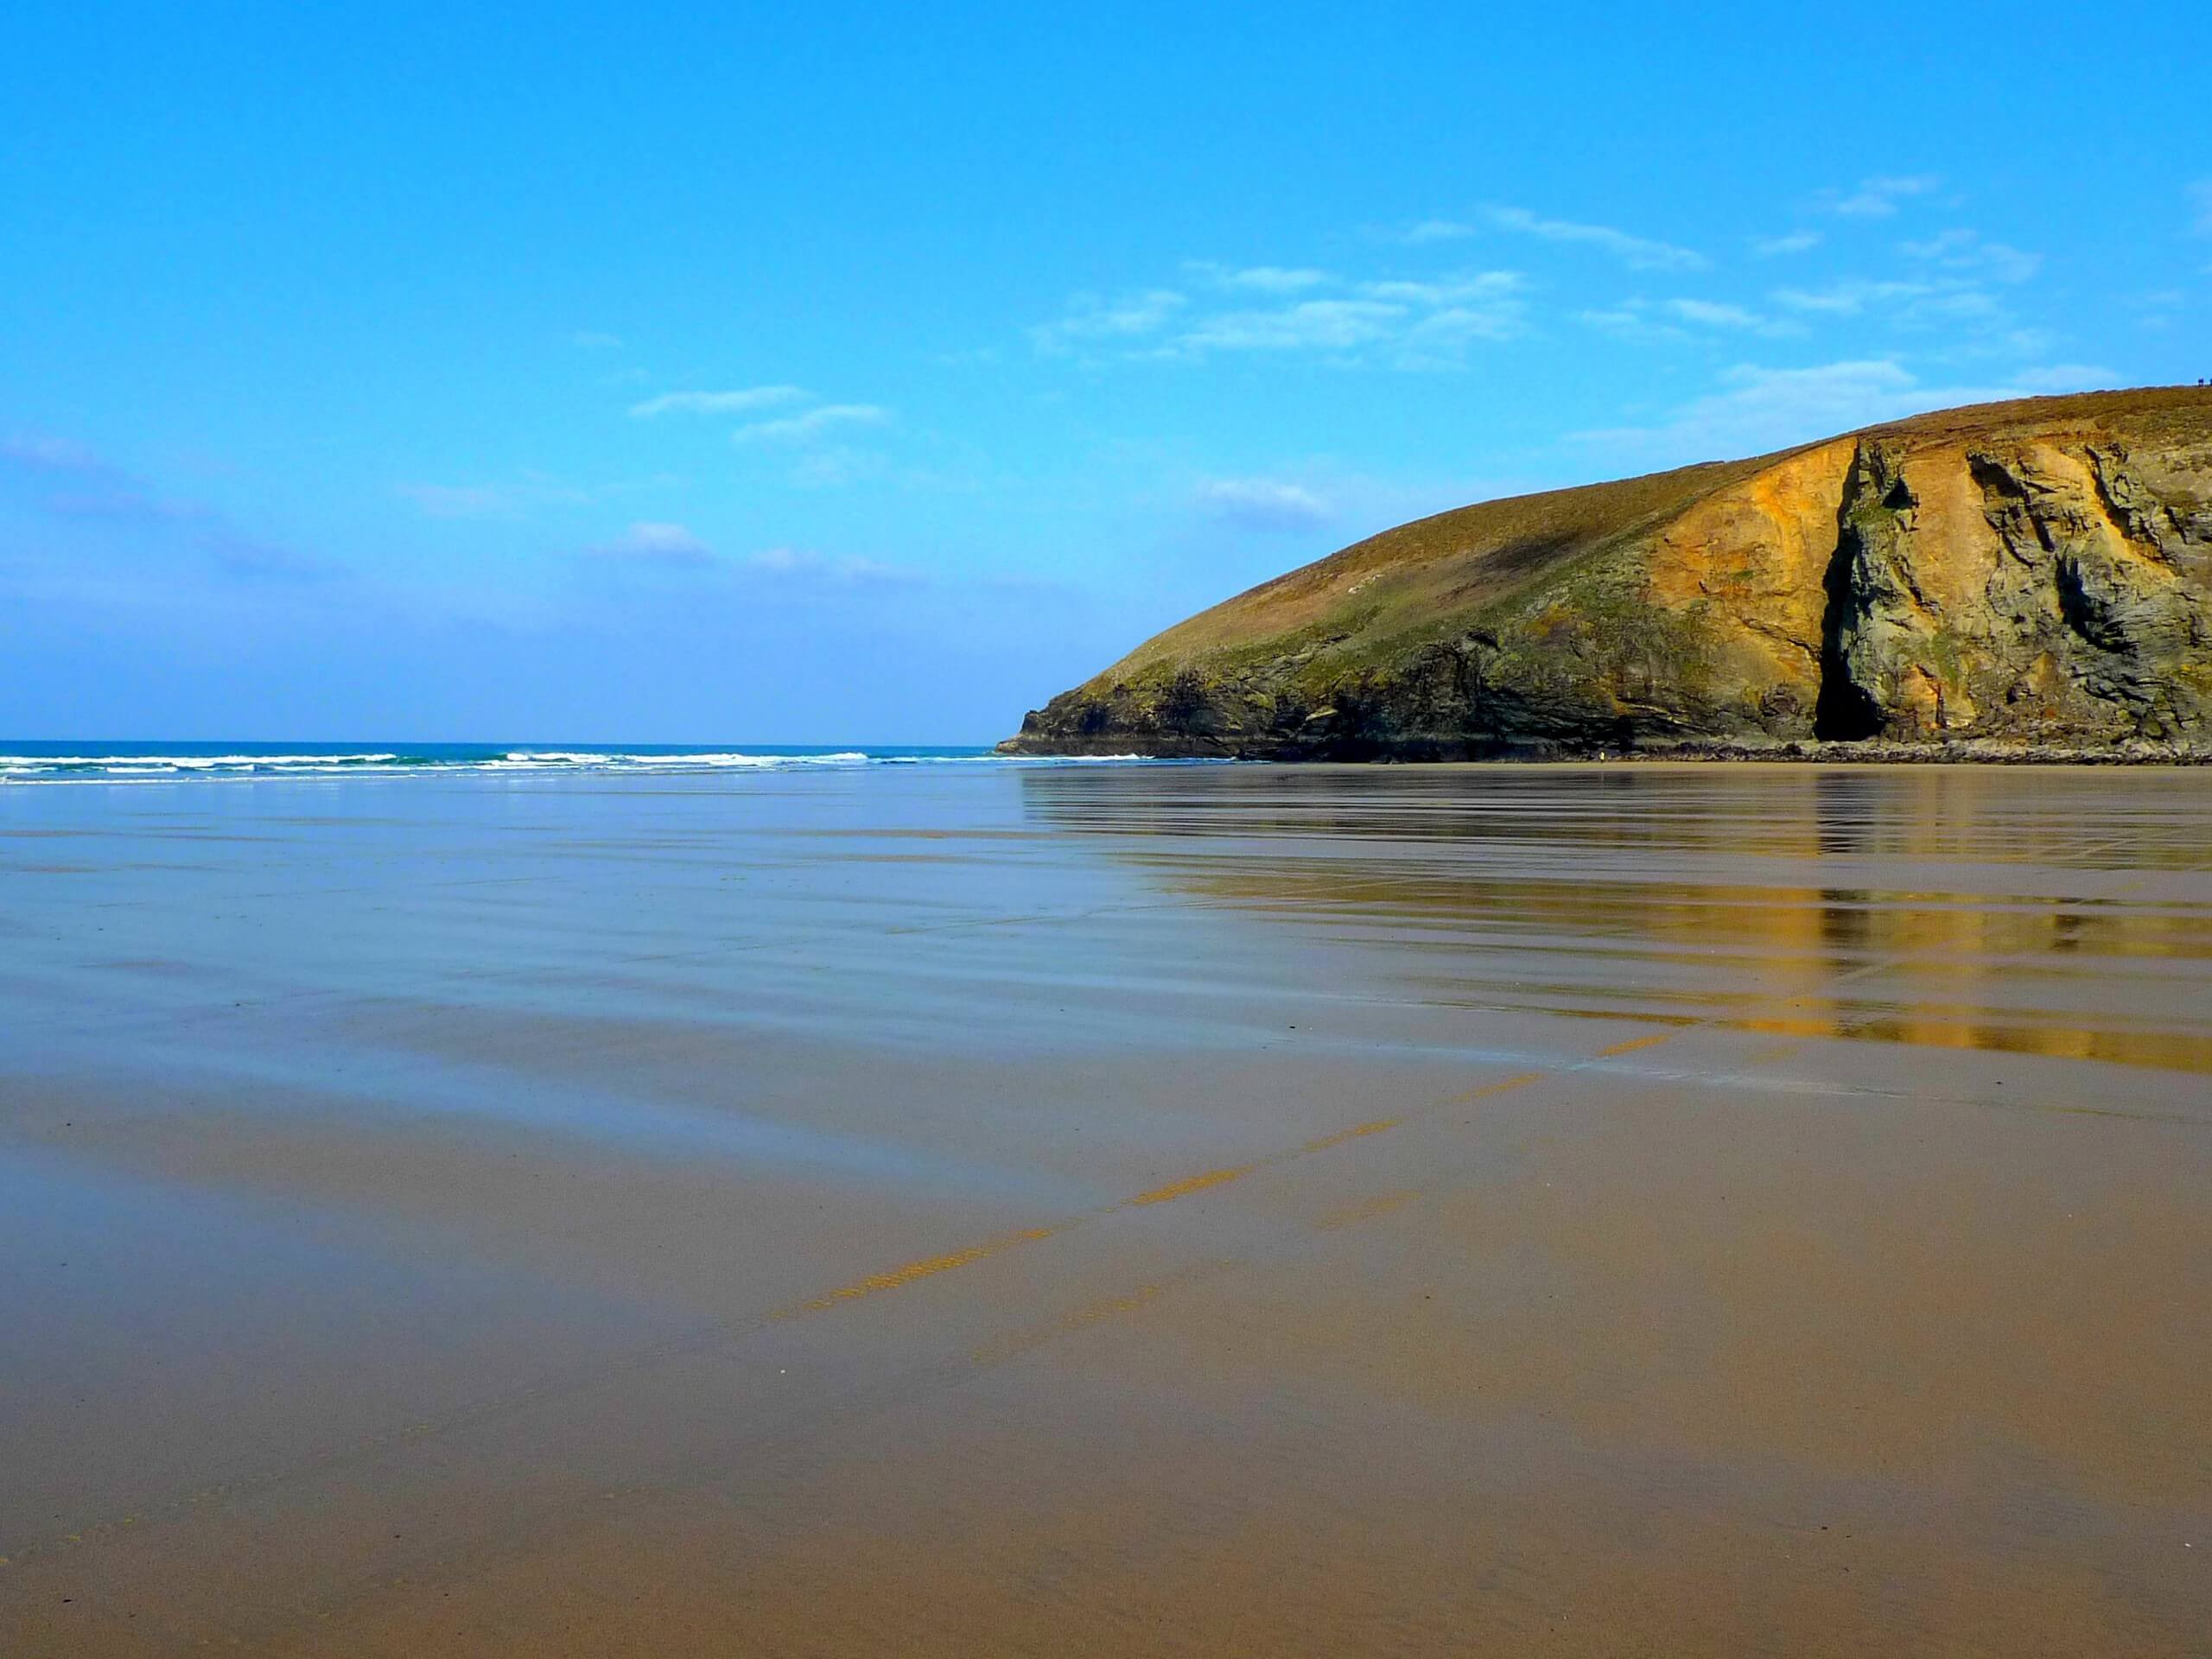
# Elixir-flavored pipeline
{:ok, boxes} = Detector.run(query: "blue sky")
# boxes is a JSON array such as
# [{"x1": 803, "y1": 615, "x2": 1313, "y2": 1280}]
[{"x1": 3, "y1": 1, "x2": 2208, "y2": 741}]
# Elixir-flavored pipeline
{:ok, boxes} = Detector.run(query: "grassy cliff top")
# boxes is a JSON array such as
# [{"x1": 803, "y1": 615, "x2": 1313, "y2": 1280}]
[{"x1": 1096, "y1": 385, "x2": 2212, "y2": 689}]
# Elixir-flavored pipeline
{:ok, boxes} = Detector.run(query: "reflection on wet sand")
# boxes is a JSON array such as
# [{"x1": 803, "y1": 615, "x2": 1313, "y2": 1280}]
[
  {"x1": 2, "y1": 762, "x2": 2208, "y2": 1656},
  {"x1": 1021, "y1": 763, "x2": 2212, "y2": 1072}
]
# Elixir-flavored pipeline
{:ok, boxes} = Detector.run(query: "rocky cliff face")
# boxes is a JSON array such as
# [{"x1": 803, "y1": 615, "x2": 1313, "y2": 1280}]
[{"x1": 1001, "y1": 388, "x2": 2212, "y2": 759}]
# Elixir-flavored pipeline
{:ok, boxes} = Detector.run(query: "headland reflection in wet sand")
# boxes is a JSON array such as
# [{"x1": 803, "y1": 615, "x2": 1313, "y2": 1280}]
[{"x1": 2, "y1": 761, "x2": 2207, "y2": 1656}]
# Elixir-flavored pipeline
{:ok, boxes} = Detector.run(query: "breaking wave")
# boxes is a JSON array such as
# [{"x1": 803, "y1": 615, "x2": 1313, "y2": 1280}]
[{"x1": 0, "y1": 746, "x2": 1156, "y2": 783}]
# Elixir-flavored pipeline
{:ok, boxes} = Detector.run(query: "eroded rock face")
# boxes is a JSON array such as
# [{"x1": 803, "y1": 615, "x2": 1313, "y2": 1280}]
[
  {"x1": 1003, "y1": 389, "x2": 2212, "y2": 759},
  {"x1": 1819, "y1": 440, "x2": 2212, "y2": 744}
]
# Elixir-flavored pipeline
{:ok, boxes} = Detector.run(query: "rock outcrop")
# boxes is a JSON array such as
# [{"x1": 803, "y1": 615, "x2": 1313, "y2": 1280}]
[{"x1": 1001, "y1": 388, "x2": 2212, "y2": 760}]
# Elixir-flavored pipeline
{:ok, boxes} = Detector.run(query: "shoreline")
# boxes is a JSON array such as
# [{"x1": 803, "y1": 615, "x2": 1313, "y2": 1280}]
[{"x1": 997, "y1": 735, "x2": 2212, "y2": 766}]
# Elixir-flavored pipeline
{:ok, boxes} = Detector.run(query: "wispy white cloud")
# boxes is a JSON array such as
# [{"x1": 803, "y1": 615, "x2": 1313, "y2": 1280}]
[
  {"x1": 1770, "y1": 268, "x2": 2037, "y2": 345},
  {"x1": 591, "y1": 521, "x2": 714, "y2": 564},
  {"x1": 1356, "y1": 272, "x2": 1520, "y2": 308},
  {"x1": 395, "y1": 474, "x2": 599, "y2": 519},
  {"x1": 1910, "y1": 288, "x2": 2002, "y2": 321},
  {"x1": 1577, "y1": 306, "x2": 1667, "y2": 339},
  {"x1": 1601, "y1": 359, "x2": 1925, "y2": 450},
  {"x1": 1193, "y1": 477, "x2": 1336, "y2": 531},
  {"x1": 1029, "y1": 289, "x2": 1189, "y2": 352},
  {"x1": 628, "y1": 388, "x2": 898, "y2": 482},
  {"x1": 1396, "y1": 208, "x2": 1707, "y2": 270},
  {"x1": 1900, "y1": 228, "x2": 2041, "y2": 283},
  {"x1": 397, "y1": 483, "x2": 523, "y2": 519},
  {"x1": 747, "y1": 546, "x2": 920, "y2": 585},
  {"x1": 1, "y1": 432, "x2": 106, "y2": 472},
  {"x1": 2128, "y1": 287, "x2": 2186, "y2": 334},
  {"x1": 731, "y1": 404, "x2": 892, "y2": 445},
  {"x1": 1770, "y1": 279, "x2": 1935, "y2": 315},
  {"x1": 1177, "y1": 299, "x2": 1407, "y2": 354},
  {"x1": 1185, "y1": 263, "x2": 1336, "y2": 293},
  {"x1": 1573, "y1": 357, "x2": 2113, "y2": 461},
  {"x1": 578, "y1": 531, "x2": 925, "y2": 586},
  {"x1": 1031, "y1": 269, "x2": 1525, "y2": 368},
  {"x1": 1401, "y1": 218, "x2": 1478, "y2": 245},
  {"x1": 1576, "y1": 297, "x2": 1797, "y2": 340},
  {"x1": 1480, "y1": 205, "x2": 1708, "y2": 271},
  {"x1": 628, "y1": 385, "x2": 810, "y2": 418},
  {"x1": 788, "y1": 447, "x2": 890, "y2": 489},
  {"x1": 1825, "y1": 175, "x2": 1942, "y2": 219},
  {"x1": 1395, "y1": 303, "x2": 1529, "y2": 365},
  {"x1": 3, "y1": 429, "x2": 329, "y2": 581},
  {"x1": 570, "y1": 330, "x2": 623, "y2": 350},
  {"x1": 1752, "y1": 231, "x2": 1821, "y2": 257},
  {"x1": 1665, "y1": 298, "x2": 1777, "y2": 330}
]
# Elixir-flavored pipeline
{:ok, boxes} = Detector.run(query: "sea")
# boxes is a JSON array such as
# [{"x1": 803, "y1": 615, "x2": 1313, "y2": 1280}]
[{"x1": 0, "y1": 739, "x2": 1160, "y2": 782}]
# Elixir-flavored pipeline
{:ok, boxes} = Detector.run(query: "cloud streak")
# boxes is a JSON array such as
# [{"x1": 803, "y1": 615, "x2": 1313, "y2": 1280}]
[
  {"x1": 591, "y1": 521, "x2": 714, "y2": 564},
  {"x1": 1900, "y1": 228, "x2": 2041, "y2": 283},
  {"x1": 1185, "y1": 263, "x2": 1336, "y2": 294},
  {"x1": 1030, "y1": 289, "x2": 1190, "y2": 353},
  {"x1": 628, "y1": 385, "x2": 810, "y2": 418},
  {"x1": 731, "y1": 404, "x2": 893, "y2": 445},
  {"x1": 1193, "y1": 477, "x2": 1336, "y2": 531},
  {"x1": 396, "y1": 477, "x2": 597, "y2": 519},
  {"x1": 575, "y1": 528, "x2": 925, "y2": 588},
  {"x1": 1752, "y1": 231, "x2": 1821, "y2": 257},
  {"x1": 1178, "y1": 299, "x2": 1407, "y2": 354},
  {"x1": 1771, "y1": 279, "x2": 1936, "y2": 315},
  {"x1": 1578, "y1": 297, "x2": 1799, "y2": 340},
  {"x1": 1765, "y1": 264, "x2": 2038, "y2": 346},
  {"x1": 1401, "y1": 218, "x2": 1478, "y2": 245},
  {"x1": 1573, "y1": 357, "x2": 2113, "y2": 461},
  {"x1": 1400, "y1": 207, "x2": 1707, "y2": 271},
  {"x1": 2, "y1": 432, "x2": 107, "y2": 473},
  {"x1": 1826, "y1": 175, "x2": 1942, "y2": 218},
  {"x1": 1, "y1": 430, "x2": 331, "y2": 582},
  {"x1": 1478, "y1": 206, "x2": 1708, "y2": 271},
  {"x1": 747, "y1": 547, "x2": 922, "y2": 585},
  {"x1": 1031, "y1": 269, "x2": 1525, "y2": 368}
]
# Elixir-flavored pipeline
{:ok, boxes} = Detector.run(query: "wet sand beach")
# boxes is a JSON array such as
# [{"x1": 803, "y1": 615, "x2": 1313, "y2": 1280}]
[{"x1": 2, "y1": 762, "x2": 2208, "y2": 1656}]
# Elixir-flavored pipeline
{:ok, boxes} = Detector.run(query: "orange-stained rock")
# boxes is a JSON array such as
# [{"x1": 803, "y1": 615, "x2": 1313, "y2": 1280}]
[{"x1": 1003, "y1": 387, "x2": 2212, "y2": 759}]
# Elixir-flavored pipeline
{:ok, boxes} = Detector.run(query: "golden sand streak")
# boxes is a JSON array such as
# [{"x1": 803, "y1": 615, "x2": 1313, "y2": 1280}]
[
  {"x1": 1594, "y1": 1033, "x2": 1676, "y2": 1058},
  {"x1": 1300, "y1": 1118, "x2": 1402, "y2": 1154},
  {"x1": 1447, "y1": 1071, "x2": 1547, "y2": 1105},
  {"x1": 1314, "y1": 1190, "x2": 1421, "y2": 1232},
  {"x1": 778, "y1": 1228, "x2": 1064, "y2": 1317},
  {"x1": 1125, "y1": 1166, "x2": 1257, "y2": 1207}
]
